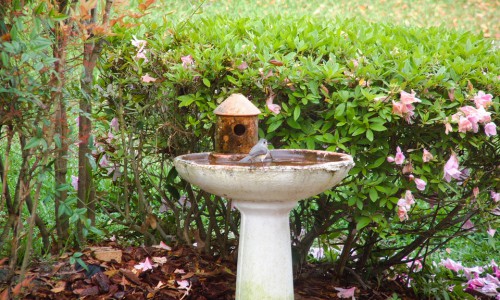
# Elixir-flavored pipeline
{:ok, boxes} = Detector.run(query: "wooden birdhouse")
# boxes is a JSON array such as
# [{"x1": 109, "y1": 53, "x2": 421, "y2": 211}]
[{"x1": 213, "y1": 94, "x2": 261, "y2": 154}]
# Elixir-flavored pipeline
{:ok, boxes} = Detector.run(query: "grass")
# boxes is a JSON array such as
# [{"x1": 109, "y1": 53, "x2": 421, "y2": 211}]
[{"x1": 165, "y1": 0, "x2": 500, "y2": 39}]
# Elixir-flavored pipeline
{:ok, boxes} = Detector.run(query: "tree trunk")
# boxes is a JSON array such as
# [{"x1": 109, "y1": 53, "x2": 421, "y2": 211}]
[{"x1": 52, "y1": 12, "x2": 70, "y2": 249}]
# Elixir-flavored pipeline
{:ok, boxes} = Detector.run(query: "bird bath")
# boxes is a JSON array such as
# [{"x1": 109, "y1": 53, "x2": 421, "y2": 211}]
[{"x1": 174, "y1": 149, "x2": 354, "y2": 300}]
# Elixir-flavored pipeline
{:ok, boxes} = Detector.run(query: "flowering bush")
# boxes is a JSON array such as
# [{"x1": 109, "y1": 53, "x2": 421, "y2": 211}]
[{"x1": 95, "y1": 13, "x2": 499, "y2": 297}]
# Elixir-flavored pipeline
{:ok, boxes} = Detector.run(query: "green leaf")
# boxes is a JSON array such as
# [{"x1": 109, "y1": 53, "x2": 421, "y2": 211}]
[
  {"x1": 352, "y1": 127, "x2": 365, "y2": 136},
  {"x1": 267, "y1": 120, "x2": 283, "y2": 132},
  {"x1": 293, "y1": 105, "x2": 301, "y2": 121},
  {"x1": 369, "y1": 188, "x2": 378, "y2": 202},
  {"x1": 369, "y1": 123, "x2": 387, "y2": 132},
  {"x1": 356, "y1": 216, "x2": 371, "y2": 230},
  {"x1": 366, "y1": 129, "x2": 374, "y2": 141},
  {"x1": 24, "y1": 137, "x2": 43, "y2": 150},
  {"x1": 202, "y1": 78, "x2": 211, "y2": 87}
]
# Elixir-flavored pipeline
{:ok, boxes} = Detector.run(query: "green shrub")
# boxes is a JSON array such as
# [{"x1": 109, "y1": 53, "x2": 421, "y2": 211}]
[{"x1": 96, "y1": 13, "x2": 499, "y2": 283}]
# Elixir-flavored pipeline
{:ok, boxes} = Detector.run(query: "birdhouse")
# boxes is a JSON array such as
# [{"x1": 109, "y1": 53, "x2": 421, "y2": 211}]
[{"x1": 213, "y1": 94, "x2": 261, "y2": 154}]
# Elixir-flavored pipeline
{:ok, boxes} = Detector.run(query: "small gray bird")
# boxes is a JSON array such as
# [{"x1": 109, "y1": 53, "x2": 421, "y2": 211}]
[{"x1": 239, "y1": 138, "x2": 269, "y2": 163}]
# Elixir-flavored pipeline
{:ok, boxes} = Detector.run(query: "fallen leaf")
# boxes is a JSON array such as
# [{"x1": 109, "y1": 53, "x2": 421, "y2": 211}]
[{"x1": 269, "y1": 59, "x2": 284, "y2": 66}]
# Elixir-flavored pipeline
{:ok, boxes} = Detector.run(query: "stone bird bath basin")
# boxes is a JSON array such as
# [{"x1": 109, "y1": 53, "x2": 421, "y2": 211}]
[{"x1": 174, "y1": 149, "x2": 354, "y2": 300}]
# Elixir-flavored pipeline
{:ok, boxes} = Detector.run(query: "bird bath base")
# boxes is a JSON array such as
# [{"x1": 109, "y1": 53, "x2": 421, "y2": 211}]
[{"x1": 174, "y1": 150, "x2": 354, "y2": 299}]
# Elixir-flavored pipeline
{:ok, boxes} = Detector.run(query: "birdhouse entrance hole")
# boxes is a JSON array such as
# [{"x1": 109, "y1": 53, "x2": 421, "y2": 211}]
[{"x1": 233, "y1": 124, "x2": 246, "y2": 136}]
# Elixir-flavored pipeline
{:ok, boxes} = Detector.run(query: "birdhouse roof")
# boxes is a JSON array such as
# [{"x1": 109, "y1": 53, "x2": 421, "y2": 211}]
[{"x1": 214, "y1": 94, "x2": 261, "y2": 116}]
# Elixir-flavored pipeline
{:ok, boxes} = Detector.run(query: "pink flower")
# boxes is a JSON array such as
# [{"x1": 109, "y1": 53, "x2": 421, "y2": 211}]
[
  {"x1": 487, "y1": 228, "x2": 496, "y2": 237},
  {"x1": 485, "y1": 122, "x2": 497, "y2": 136},
  {"x1": 176, "y1": 280, "x2": 190, "y2": 289},
  {"x1": 406, "y1": 259, "x2": 423, "y2": 272},
  {"x1": 491, "y1": 191, "x2": 500, "y2": 202},
  {"x1": 397, "y1": 205, "x2": 408, "y2": 221},
  {"x1": 237, "y1": 61, "x2": 248, "y2": 70},
  {"x1": 422, "y1": 149, "x2": 433, "y2": 162},
  {"x1": 181, "y1": 55, "x2": 194, "y2": 68},
  {"x1": 71, "y1": 175, "x2": 79, "y2": 190},
  {"x1": 159, "y1": 241, "x2": 172, "y2": 250},
  {"x1": 141, "y1": 73, "x2": 156, "y2": 83},
  {"x1": 134, "y1": 257, "x2": 154, "y2": 272},
  {"x1": 265, "y1": 93, "x2": 281, "y2": 114},
  {"x1": 402, "y1": 162, "x2": 413, "y2": 174},
  {"x1": 395, "y1": 146, "x2": 405, "y2": 165},
  {"x1": 473, "y1": 91, "x2": 493, "y2": 109},
  {"x1": 135, "y1": 51, "x2": 148, "y2": 62},
  {"x1": 106, "y1": 131, "x2": 115, "y2": 144},
  {"x1": 441, "y1": 258, "x2": 463, "y2": 272},
  {"x1": 387, "y1": 156, "x2": 395, "y2": 163},
  {"x1": 462, "y1": 219, "x2": 474, "y2": 230},
  {"x1": 443, "y1": 152, "x2": 462, "y2": 182},
  {"x1": 110, "y1": 117, "x2": 119, "y2": 131},
  {"x1": 334, "y1": 287, "x2": 356, "y2": 299},
  {"x1": 473, "y1": 187, "x2": 479, "y2": 198},
  {"x1": 131, "y1": 36, "x2": 147, "y2": 52},
  {"x1": 400, "y1": 90, "x2": 421, "y2": 105},
  {"x1": 414, "y1": 178, "x2": 426, "y2": 191},
  {"x1": 463, "y1": 266, "x2": 483, "y2": 280},
  {"x1": 99, "y1": 154, "x2": 109, "y2": 168},
  {"x1": 445, "y1": 122, "x2": 453, "y2": 135},
  {"x1": 397, "y1": 190, "x2": 415, "y2": 221},
  {"x1": 458, "y1": 117, "x2": 473, "y2": 133},
  {"x1": 391, "y1": 101, "x2": 406, "y2": 117},
  {"x1": 391, "y1": 91, "x2": 421, "y2": 123}
]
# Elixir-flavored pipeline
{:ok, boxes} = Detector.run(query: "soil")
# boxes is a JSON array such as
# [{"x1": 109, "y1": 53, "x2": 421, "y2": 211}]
[{"x1": 0, "y1": 242, "x2": 417, "y2": 300}]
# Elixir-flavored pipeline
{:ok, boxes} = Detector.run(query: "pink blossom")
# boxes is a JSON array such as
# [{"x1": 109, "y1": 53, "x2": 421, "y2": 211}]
[
  {"x1": 406, "y1": 259, "x2": 423, "y2": 272},
  {"x1": 422, "y1": 149, "x2": 433, "y2": 162},
  {"x1": 462, "y1": 219, "x2": 475, "y2": 230},
  {"x1": 441, "y1": 258, "x2": 463, "y2": 272},
  {"x1": 106, "y1": 131, "x2": 115, "y2": 144},
  {"x1": 443, "y1": 152, "x2": 462, "y2": 182},
  {"x1": 131, "y1": 36, "x2": 147, "y2": 52},
  {"x1": 402, "y1": 162, "x2": 413, "y2": 174},
  {"x1": 75, "y1": 116, "x2": 80, "y2": 127},
  {"x1": 485, "y1": 122, "x2": 497, "y2": 136},
  {"x1": 400, "y1": 90, "x2": 421, "y2": 105},
  {"x1": 159, "y1": 241, "x2": 172, "y2": 251},
  {"x1": 110, "y1": 117, "x2": 119, "y2": 131},
  {"x1": 237, "y1": 61, "x2": 248, "y2": 70},
  {"x1": 391, "y1": 101, "x2": 405, "y2": 116},
  {"x1": 395, "y1": 146, "x2": 405, "y2": 165},
  {"x1": 473, "y1": 91, "x2": 493, "y2": 109},
  {"x1": 334, "y1": 286, "x2": 356, "y2": 299},
  {"x1": 458, "y1": 117, "x2": 473, "y2": 133},
  {"x1": 141, "y1": 73, "x2": 156, "y2": 83},
  {"x1": 71, "y1": 175, "x2": 79, "y2": 190},
  {"x1": 181, "y1": 55, "x2": 194, "y2": 68},
  {"x1": 391, "y1": 91, "x2": 421, "y2": 123},
  {"x1": 445, "y1": 122, "x2": 453, "y2": 135},
  {"x1": 134, "y1": 257, "x2": 154, "y2": 272},
  {"x1": 176, "y1": 280, "x2": 190, "y2": 289},
  {"x1": 473, "y1": 187, "x2": 479, "y2": 198},
  {"x1": 487, "y1": 228, "x2": 496, "y2": 237},
  {"x1": 99, "y1": 154, "x2": 109, "y2": 168},
  {"x1": 397, "y1": 205, "x2": 408, "y2": 221},
  {"x1": 135, "y1": 51, "x2": 148, "y2": 62},
  {"x1": 266, "y1": 93, "x2": 281, "y2": 114},
  {"x1": 464, "y1": 266, "x2": 483, "y2": 280},
  {"x1": 414, "y1": 178, "x2": 426, "y2": 191},
  {"x1": 386, "y1": 156, "x2": 395, "y2": 163},
  {"x1": 491, "y1": 191, "x2": 500, "y2": 202}
]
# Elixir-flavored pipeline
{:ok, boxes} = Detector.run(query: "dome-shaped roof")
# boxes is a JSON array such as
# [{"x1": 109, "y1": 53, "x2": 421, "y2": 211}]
[{"x1": 214, "y1": 94, "x2": 261, "y2": 116}]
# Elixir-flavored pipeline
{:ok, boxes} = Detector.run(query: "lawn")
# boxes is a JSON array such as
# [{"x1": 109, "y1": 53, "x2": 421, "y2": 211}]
[{"x1": 168, "y1": 0, "x2": 500, "y2": 39}]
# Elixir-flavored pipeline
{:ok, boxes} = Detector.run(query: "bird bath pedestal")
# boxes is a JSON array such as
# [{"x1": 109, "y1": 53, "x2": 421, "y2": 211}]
[{"x1": 174, "y1": 149, "x2": 354, "y2": 300}]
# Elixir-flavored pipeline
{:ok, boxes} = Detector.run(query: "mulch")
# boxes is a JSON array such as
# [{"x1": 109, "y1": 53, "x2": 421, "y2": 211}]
[{"x1": 0, "y1": 242, "x2": 416, "y2": 299}]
